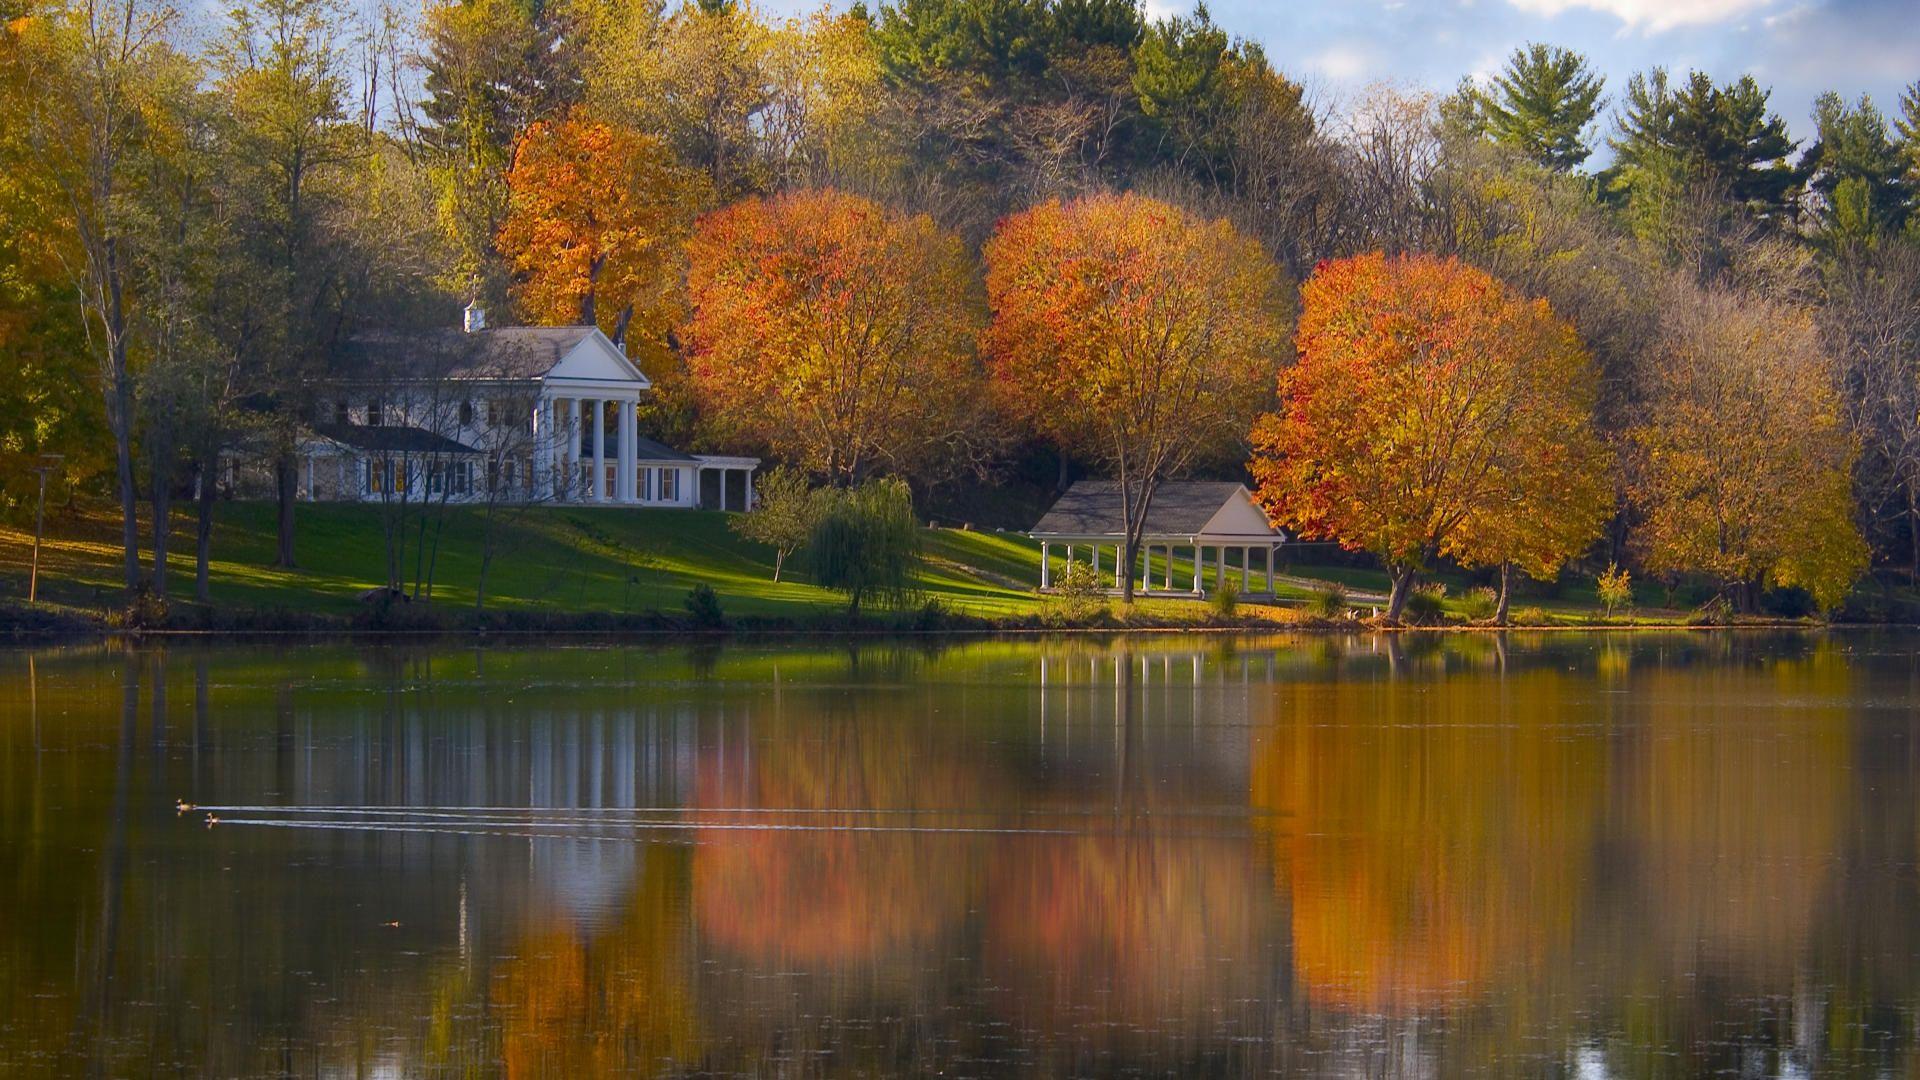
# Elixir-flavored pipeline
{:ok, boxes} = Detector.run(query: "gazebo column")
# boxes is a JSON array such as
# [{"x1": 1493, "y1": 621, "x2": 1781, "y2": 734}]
[
  {"x1": 1164, "y1": 546, "x2": 1175, "y2": 591},
  {"x1": 1192, "y1": 545, "x2": 1205, "y2": 594},
  {"x1": 1040, "y1": 542, "x2": 1051, "y2": 589},
  {"x1": 1266, "y1": 545, "x2": 1277, "y2": 595},
  {"x1": 1114, "y1": 543, "x2": 1125, "y2": 590},
  {"x1": 1141, "y1": 545, "x2": 1155, "y2": 593}
]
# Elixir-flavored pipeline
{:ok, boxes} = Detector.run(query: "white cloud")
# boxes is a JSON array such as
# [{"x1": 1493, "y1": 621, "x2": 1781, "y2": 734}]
[
  {"x1": 1503, "y1": 0, "x2": 1777, "y2": 33},
  {"x1": 1308, "y1": 44, "x2": 1376, "y2": 81}
]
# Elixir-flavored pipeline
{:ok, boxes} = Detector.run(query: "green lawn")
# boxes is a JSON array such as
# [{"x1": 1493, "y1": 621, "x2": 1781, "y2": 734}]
[
  {"x1": 0, "y1": 499, "x2": 1753, "y2": 628},
  {"x1": 0, "y1": 501, "x2": 1071, "y2": 620}
]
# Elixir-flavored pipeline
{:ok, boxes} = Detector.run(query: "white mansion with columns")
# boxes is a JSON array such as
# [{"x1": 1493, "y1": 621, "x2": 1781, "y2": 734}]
[{"x1": 231, "y1": 307, "x2": 758, "y2": 510}]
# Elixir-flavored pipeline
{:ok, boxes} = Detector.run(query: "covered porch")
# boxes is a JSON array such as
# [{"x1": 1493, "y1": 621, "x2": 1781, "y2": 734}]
[{"x1": 1029, "y1": 481, "x2": 1286, "y2": 598}]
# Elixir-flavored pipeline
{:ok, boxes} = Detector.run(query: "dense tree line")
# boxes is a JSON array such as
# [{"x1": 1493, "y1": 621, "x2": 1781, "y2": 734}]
[{"x1": 3, "y1": 0, "x2": 1918, "y2": 615}]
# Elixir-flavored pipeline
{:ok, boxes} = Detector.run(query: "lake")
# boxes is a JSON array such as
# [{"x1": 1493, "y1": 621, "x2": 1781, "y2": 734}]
[{"x1": 3, "y1": 632, "x2": 1919, "y2": 1076}]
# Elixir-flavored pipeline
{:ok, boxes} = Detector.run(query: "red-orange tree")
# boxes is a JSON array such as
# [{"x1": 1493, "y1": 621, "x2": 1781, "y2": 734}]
[
  {"x1": 983, "y1": 192, "x2": 1286, "y2": 602},
  {"x1": 496, "y1": 109, "x2": 706, "y2": 359},
  {"x1": 682, "y1": 188, "x2": 982, "y2": 483},
  {"x1": 1250, "y1": 253, "x2": 1611, "y2": 621}
]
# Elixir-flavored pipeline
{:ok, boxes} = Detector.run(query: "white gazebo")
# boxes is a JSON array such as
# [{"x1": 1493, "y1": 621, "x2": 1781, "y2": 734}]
[{"x1": 1030, "y1": 481, "x2": 1286, "y2": 597}]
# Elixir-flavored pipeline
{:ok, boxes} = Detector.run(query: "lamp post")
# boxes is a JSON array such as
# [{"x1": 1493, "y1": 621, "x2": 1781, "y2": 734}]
[{"x1": 28, "y1": 453, "x2": 63, "y2": 605}]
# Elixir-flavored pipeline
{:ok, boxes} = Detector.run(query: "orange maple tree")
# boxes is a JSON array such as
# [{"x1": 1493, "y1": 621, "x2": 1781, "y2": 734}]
[
  {"x1": 496, "y1": 109, "x2": 706, "y2": 359},
  {"x1": 982, "y1": 192, "x2": 1286, "y2": 602},
  {"x1": 682, "y1": 188, "x2": 983, "y2": 483},
  {"x1": 1249, "y1": 252, "x2": 1611, "y2": 621}
]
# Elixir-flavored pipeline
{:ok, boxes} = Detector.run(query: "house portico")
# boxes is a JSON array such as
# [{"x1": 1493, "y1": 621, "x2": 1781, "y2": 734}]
[{"x1": 225, "y1": 317, "x2": 758, "y2": 509}]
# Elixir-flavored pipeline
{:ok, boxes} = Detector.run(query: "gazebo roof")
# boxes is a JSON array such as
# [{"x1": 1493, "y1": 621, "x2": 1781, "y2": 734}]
[{"x1": 1030, "y1": 481, "x2": 1283, "y2": 541}]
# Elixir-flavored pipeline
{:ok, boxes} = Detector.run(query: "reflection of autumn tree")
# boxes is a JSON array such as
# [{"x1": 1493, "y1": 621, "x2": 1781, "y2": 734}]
[
  {"x1": 985, "y1": 829, "x2": 1272, "y2": 1039},
  {"x1": 692, "y1": 706, "x2": 988, "y2": 965},
  {"x1": 493, "y1": 846, "x2": 697, "y2": 1076},
  {"x1": 1252, "y1": 670, "x2": 1609, "y2": 1014},
  {"x1": 1613, "y1": 647, "x2": 1852, "y2": 979}
]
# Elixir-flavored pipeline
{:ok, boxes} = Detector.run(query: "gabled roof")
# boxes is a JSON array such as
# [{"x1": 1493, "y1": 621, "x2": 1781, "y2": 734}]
[
  {"x1": 312, "y1": 424, "x2": 478, "y2": 455},
  {"x1": 334, "y1": 326, "x2": 637, "y2": 383},
  {"x1": 630, "y1": 436, "x2": 696, "y2": 463},
  {"x1": 1030, "y1": 481, "x2": 1282, "y2": 540}
]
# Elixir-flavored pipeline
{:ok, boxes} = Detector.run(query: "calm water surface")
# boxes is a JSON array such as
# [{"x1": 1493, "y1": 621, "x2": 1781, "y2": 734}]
[{"x1": 4, "y1": 632, "x2": 1920, "y2": 1076}]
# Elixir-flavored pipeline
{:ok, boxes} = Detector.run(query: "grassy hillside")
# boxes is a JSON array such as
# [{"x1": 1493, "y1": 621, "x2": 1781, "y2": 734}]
[
  {"x1": 0, "y1": 502, "x2": 1069, "y2": 621},
  {"x1": 0, "y1": 499, "x2": 1749, "y2": 630}
]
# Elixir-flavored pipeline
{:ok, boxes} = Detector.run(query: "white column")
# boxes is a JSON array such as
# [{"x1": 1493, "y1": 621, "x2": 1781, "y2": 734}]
[
  {"x1": 1040, "y1": 542, "x2": 1051, "y2": 589},
  {"x1": 560, "y1": 397, "x2": 577, "y2": 501},
  {"x1": 592, "y1": 399, "x2": 608, "y2": 502},
  {"x1": 1114, "y1": 543, "x2": 1125, "y2": 590},
  {"x1": 619, "y1": 400, "x2": 636, "y2": 502},
  {"x1": 1192, "y1": 545, "x2": 1204, "y2": 594},
  {"x1": 744, "y1": 467, "x2": 755, "y2": 510},
  {"x1": 1266, "y1": 545, "x2": 1276, "y2": 595},
  {"x1": 1164, "y1": 546, "x2": 1175, "y2": 591}
]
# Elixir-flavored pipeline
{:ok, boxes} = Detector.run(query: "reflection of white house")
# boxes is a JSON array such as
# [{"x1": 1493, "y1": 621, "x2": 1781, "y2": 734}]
[
  {"x1": 1030, "y1": 481, "x2": 1286, "y2": 597},
  {"x1": 225, "y1": 306, "x2": 758, "y2": 509}
]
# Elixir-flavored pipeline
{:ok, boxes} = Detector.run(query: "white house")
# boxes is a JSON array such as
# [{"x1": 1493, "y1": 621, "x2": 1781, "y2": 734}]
[{"x1": 226, "y1": 306, "x2": 758, "y2": 510}]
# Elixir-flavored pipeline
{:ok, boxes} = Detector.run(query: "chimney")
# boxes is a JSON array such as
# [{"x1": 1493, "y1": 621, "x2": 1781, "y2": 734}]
[{"x1": 463, "y1": 300, "x2": 486, "y2": 333}]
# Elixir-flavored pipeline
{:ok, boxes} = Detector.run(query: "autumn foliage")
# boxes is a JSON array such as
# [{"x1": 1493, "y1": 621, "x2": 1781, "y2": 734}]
[
  {"x1": 682, "y1": 188, "x2": 984, "y2": 484},
  {"x1": 1628, "y1": 287, "x2": 1867, "y2": 610},
  {"x1": 497, "y1": 109, "x2": 707, "y2": 361},
  {"x1": 983, "y1": 192, "x2": 1286, "y2": 600},
  {"x1": 1250, "y1": 253, "x2": 1612, "y2": 619}
]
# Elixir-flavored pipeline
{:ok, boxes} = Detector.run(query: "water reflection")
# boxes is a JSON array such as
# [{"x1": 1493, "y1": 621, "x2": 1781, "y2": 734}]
[{"x1": 2, "y1": 633, "x2": 1919, "y2": 1075}]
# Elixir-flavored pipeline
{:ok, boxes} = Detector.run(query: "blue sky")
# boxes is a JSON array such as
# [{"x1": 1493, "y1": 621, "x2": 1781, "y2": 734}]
[{"x1": 762, "y1": 0, "x2": 1918, "y2": 153}]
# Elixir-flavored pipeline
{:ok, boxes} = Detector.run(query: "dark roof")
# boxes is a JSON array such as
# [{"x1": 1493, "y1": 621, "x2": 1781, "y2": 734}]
[
  {"x1": 630, "y1": 436, "x2": 696, "y2": 462},
  {"x1": 335, "y1": 326, "x2": 600, "y2": 381},
  {"x1": 1031, "y1": 481, "x2": 1264, "y2": 537},
  {"x1": 312, "y1": 424, "x2": 479, "y2": 455}
]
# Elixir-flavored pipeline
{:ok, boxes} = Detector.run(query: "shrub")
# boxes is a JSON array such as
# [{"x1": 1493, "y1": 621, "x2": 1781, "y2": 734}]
[
  {"x1": 1211, "y1": 580, "x2": 1240, "y2": 619},
  {"x1": 1460, "y1": 586, "x2": 1498, "y2": 621},
  {"x1": 911, "y1": 598, "x2": 949, "y2": 631},
  {"x1": 1596, "y1": 562, "x2": 1632, "y2": 617},
  {"x1": 1047, "y1": 560, "x2": 1108, "y2": 623},
  {"x1": 1688, "y1": 594, "x2": 1733, "y2": 626},
  {"x1": 1513, "y1": 605, "x2": 1550, "y2": 626},
  {"x1": 683, "y1": 584, "x2": 725, "y2": 629},
  {"x1": 1402, "y1": 583, "x2": 1447, "y2": 625},
  {"x1": 1306, "y1": 582, "x2": 1349, "y2": 620}
]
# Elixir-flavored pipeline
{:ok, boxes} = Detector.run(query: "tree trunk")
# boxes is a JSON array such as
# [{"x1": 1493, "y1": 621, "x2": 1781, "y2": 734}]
[
  {"x1": 1386, "y1": 565, "x2": 1417, "y2": 622},
  {"x1": 773, "y1": 549, "x2": 786, "y2": 583},
  {"x1": 1907, "y1": 481, "x2": 1920, "y2": 583},
  {"x1": 1120, "y1": 536, "x2": 1138, "y2": 604},
  {"x1": 108, "y1": 355, "x2": 139, "y2": 591},
  {"x1": 194, "y1": 460, "x2": 216, "y2": 604},
  {"x1": 275, "y1": 454, "x2": 298, "y2": 568},
  {"x1": 150, "y1": 454, "x2": 170, "y2": 599},
  {"x1": 1494, "y1": 562, "x2": 1512, "y2": 625}
]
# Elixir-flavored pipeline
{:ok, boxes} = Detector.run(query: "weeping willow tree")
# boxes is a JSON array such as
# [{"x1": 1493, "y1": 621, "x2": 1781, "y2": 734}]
[{"x1": 806, "y1": 478, "x2": 922, "y2": 616}]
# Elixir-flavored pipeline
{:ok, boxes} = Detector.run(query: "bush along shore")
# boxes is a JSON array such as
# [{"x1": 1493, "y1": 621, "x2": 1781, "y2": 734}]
[{"x1": 1, "y1": 504, "x2": 1901, "y2": 641}]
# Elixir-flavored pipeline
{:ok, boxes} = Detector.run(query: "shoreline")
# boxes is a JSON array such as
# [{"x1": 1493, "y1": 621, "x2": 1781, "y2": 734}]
[{"x1": 0, "y1": 609, "x2": 1874, "y2": 646}]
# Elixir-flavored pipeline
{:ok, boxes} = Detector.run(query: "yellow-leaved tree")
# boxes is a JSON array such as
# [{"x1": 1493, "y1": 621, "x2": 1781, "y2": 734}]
[
  {"x1": 495, "y1": 108, "x2": 707, "y2": 369},
  {"x1": 1629, "y1": 286, "x2": 1867, "y2": 612}
]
